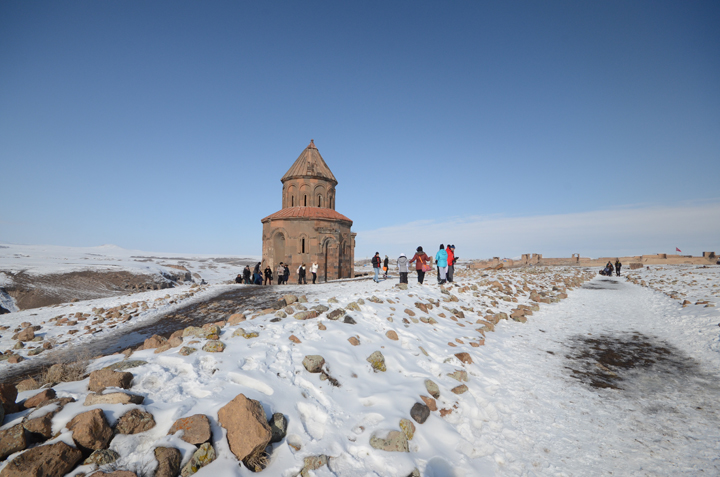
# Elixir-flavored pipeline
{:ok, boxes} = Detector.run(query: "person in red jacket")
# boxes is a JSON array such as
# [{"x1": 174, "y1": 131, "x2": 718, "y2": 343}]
[
  {"x1": 409, "y1": 246, "x2": 431, "y2": 285},
  {"x1": 446, "y1": 245, "x2": 455, "y2": 283}
]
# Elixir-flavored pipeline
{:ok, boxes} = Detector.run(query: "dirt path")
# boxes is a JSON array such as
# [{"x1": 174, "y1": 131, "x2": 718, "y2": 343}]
[{"x1": 1, "y1": 284, "x2": 307, "y2": 385}]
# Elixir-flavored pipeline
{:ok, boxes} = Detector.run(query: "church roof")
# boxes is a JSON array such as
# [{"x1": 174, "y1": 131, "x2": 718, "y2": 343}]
[
  {"x1": 261, "y1": 207, "x2": 352, "y2": 224},
  {"x1": 281, "y1": 140, "x2": 338, "y2": 185}
]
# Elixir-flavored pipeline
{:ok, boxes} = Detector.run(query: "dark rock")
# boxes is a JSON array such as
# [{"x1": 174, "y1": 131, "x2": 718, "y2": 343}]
[
  {"x1": 410, "y1": 402, "x2": 430, "y2": 424},
  {"x1": 268, "y1": 413, "x2": 288, "y2": 444}
]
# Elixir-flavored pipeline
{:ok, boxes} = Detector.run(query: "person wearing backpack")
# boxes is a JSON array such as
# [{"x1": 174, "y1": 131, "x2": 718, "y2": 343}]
[
  {"x1": 435, "y1": 244, "x2": 448, "y2": 285},
  {"x1": 397, "y1": 253, "x2": 409, "y2": 284},
  {"x1": 409, "y1": 246, "x2": 431, "y2": 285},
  {"x1": 371, "y1": 252, "x2": 382, "y2": 283}
]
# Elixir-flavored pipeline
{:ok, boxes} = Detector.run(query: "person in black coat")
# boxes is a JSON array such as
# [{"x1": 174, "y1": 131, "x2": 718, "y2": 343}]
[
  {"x1": 297, "y1": 263, "x2": 307, "y2": 284},
  {"x1": 615, "y1": 259, "x2": 622, "y2": 276},
  {"x1": 242, "y1": 266, "x2": 251, "y2": 284},
  {"x1": 264, "y1": 266, "x2": 273, "y2": 285},
  {"x1": 283, "y1": 264, "x2": 290, "y2": 284}
]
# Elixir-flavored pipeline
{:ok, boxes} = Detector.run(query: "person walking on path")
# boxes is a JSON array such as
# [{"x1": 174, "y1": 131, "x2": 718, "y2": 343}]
[
  {"x1": 297, "y1": 263, "x2": 307, "y2": 284},
  {"x1": 283, "y1": 264, "x2": 290, "y2": 284},
  {"x1": 242, "y1": 265, "x2": 251, "y2": 284},
  {"x1": 383, "y1": 255, "x2": 389, "y2": 279},
  {"x1": 446, "y1": 245, "x2": 455, "y2": 283},
  {"x1": 276, "y1": 263, "x2": 285, "y2": 285},
  {"x1": 435, "y1": 244, "x2": 448, "y2": 285},
  {"x1": 409, "y1": 246, "x2": 431, "y2": 285},
  {"x1": 311, "y1": 262, "x2": 319, "y2": 284},
  {"x1": 397, "y1": 253, "x2": 409, "y2": 284},
  {"x1": 615, "y1": 259, "x2": 622, "y2": 276},
  {"x1": 371, "y1": 252, "x2": 382, "y2": 283},
  {"x1": 264, "y1": 266, "x2": 273, "y2": 285}
]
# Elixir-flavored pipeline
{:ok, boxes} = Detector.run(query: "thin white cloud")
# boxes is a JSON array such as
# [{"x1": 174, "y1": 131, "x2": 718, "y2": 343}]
[{"x1": 357, "y1": 201, "x2": 720, "y2": 259}]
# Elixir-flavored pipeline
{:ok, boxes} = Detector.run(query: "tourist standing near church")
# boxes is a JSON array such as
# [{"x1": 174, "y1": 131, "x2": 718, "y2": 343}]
[
  {"x1": 311, "y1": 262, "x2": 318, "y2": 284},
  {"x1": 435, "y1": 244, "x2": 448, "y2": 284},
  {"x1": 276, "y1": 263, "x2": 285, "y2": 284},
  {"x1": 264, "y1": 266, "x2": 273, "y2": 285},
  {"x1": 297, "y1": 263, "x2": 307, "y2": 284},
  {"x1": 242, "y1": 265, "x2": 251, "y2": 284},
  {"x1": 397, "y1": 253, "x2": 409, "y2": 284},
  {"x1": 446, "y1": 245, "x2": 455, "y2": 283},
  {"x1": 371, "y1": 252, "x2": 382, "y2": 283},
  {"x1": 615, "y1": 259, "x2": 622, "y2": 276},
  {"x1": 283, "y1": 264, "x2": 290, "y2": 284},
  {"x1": 409, "y1": 246, "x2": 430, "y2": 285}
]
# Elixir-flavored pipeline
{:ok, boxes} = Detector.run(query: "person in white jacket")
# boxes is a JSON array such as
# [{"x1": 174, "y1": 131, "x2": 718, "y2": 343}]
[
  {"x1": 310, "y1": 262, "x2": 319, "y2": 284},
  {"x1": 397, "y1": 253, "x2": 409, "y2": 284}
]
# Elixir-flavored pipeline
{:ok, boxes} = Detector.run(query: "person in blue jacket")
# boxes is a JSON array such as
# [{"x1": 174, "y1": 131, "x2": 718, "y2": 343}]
[{"x1": 435, "y1": 244, "x2": 448, "y2": 285}]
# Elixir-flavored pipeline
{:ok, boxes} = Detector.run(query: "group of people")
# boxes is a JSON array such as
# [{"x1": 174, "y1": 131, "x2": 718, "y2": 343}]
[
  {"x1": 235, "y1": 261, "x2": 320, "y2": 286},
  {"x1": 600, "y1": 259, "x2": 622, "y2": 276},
  {"x1": 373, "y1": 244, "x2": 458, "y2": 285}
]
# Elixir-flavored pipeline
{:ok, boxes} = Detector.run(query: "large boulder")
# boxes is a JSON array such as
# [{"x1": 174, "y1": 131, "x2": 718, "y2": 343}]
[
  {"x1": 0, "y1": 424, "x2": 27, "y2": 461},
  {"x1": 217, "y1": 394, "x2": 272, "y2": 463},
  {"x1": 0, "y1": 383, "x2": 18, "y2": 414},
  {"x1": 168, "y1": 414, "x2": 211, "y2": 445},
  {"x1": 16, "y1": 328, "x2": 34, "y2": 342},
  {"x1": 154, "y1": 447, "x2": 182, "y2": 477},
  {"x1": 22, "y1": 389, "x2": 56, "y2": 409},
  {"x1": 0, "y1": 441, "x2": 82, "y2": 477},
  {"x1": 115, "y1": 409, "x2": 156, "y2": 434},
  {"x1": 66, "y1": 408, "x2": 113, "y2": 452},
  {"x1": 88, "y1": 368, "x2": 133, "y2": 392}
]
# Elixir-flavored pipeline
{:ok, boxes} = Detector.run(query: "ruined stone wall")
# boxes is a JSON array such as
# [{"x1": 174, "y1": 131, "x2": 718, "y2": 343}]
[{"x1": 469, "y1": 252, "x2": 716, "y2": 269}]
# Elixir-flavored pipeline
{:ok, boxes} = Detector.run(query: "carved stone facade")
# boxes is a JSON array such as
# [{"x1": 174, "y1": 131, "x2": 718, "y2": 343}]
[{"x1": 261, "y1": 140, "x2": 356, "y2": 281}]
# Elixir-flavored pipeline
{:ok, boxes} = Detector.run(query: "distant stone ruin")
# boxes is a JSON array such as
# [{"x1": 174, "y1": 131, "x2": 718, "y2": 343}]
[{"x1": 469, "y1": 251, "x2": 717, "y2": 270}]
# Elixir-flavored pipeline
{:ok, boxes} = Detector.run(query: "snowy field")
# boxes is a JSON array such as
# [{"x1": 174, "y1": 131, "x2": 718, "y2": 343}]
[{"x1": 0, "y1": 264, "x2": 718, "y2": 476}]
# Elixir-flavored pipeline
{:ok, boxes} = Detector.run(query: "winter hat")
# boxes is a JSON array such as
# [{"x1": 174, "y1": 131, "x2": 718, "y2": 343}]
[
  {"x1": 399, "y1": 253, "x2": 406, "y2": 257},
  {"x1": 416, "y1": 246, "x2": 423, "y2": 252}
]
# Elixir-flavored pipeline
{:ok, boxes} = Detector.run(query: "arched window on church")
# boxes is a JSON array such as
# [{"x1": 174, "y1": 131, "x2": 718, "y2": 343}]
[
  {"x1": 317, "y1": 195, "x2": 322, "y2": 207},
  {"x1": 302, "y1": 238, "x2": 306, "y2": 253},
  {"x1": 304, "y1": 195, "x2": 307, "y2": 207},
  {"x1": 291, "y1": 196, "x2": 295, "y2": 207}
]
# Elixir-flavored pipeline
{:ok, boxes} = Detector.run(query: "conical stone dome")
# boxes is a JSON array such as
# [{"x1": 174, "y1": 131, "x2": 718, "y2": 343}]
[{"x1": 281, "y1": 139, "x2": 337, "y2": 185}]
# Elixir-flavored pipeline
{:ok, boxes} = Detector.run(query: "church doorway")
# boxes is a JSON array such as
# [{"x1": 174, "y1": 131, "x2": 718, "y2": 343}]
[{"x1": 273, "y1": 233, "x2": 285, "y2": 268}]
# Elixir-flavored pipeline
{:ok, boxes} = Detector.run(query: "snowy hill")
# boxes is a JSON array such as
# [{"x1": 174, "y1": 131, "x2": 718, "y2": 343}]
[{"x1": 0, "y1": 262, "x2": 718, "y2": 476}]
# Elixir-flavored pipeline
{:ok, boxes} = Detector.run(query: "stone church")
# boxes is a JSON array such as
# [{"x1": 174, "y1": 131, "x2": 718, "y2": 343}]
[{"x1": 261, "y1": 140, "x2": 356, "y2": 281}]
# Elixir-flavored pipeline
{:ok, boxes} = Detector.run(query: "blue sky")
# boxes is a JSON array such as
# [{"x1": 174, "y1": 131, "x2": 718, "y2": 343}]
[{"x1": 1, "y1": 1, "x2": 719, "y2": 259}]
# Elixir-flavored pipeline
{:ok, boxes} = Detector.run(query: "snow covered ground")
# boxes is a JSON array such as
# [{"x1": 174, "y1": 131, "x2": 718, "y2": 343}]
[
  {"x1": 1, "y1": 264, "x2": 718, "y2": 476},
  {"x1": 0, "y1": 243, "x2": 259, "y2": 312}
]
